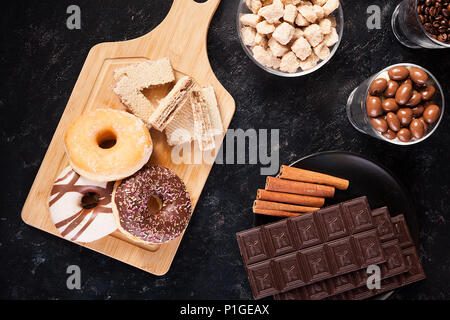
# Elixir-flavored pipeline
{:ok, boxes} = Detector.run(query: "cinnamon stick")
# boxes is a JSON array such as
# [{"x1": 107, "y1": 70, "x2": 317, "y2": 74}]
[
  {"x1": 254, "y1": 200, "x2": 320, "y2": 213},
  {"x1": 279, "y1": 165, "x2": 349, "y2": 190},
  {"x1": 253, "y1": 208, "x2": 303, "y2": 218},
  {"x1": 256, "y1": 189, "x2": 325, "y2": 208},
  {"x1": 265, "y1": 177, "x2": 335, "y2": 198}
]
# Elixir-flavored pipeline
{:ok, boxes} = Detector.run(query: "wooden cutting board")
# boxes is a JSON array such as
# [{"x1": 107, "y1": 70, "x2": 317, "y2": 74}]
[{"x1": 21, "y1": 0, "x2": 235, "y2": 276}]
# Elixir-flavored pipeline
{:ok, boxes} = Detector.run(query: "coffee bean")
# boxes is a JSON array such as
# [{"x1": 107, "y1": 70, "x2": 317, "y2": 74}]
[
  {"x1": 418, "y1": 0, "x2": 450, "y2": 43},
  {"x1": 438, "y1": 33, "x2": 448, "y2": 41},
  {"x1": 430, "y1": 7, "x2": 437, "y2": 16}
]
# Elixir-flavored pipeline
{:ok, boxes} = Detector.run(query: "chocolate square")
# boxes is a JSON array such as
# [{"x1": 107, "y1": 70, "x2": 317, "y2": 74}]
[
  {"x1": 273, "y1": 252, "x2": 305, "y2": 291},
  {"x1": 327, "y1": 237, "x2": 359, "y2": 274},
  {"x1": 381, "y1": 240, "x2": 406, "y2": 278},
  {"x1": 247, "y1": 261, "x2": 279, "y2": 299},
  {"x1": 301, "y1": 246, "x2": 333, "y2": 281},
  {"x1": 353, "y1": 229, "x2": 385, "y2": 267},
  {"x1": 264, "y1": 220, "x2": 296, "y2": 257},
  {"x1": 236, "y1": 228, "x2": 270, "y2": 265},
  {"x1": 290, "y1": 214, "x2": 323, "y2": 248},
  {"x1": 317, "y1": 204, "x2": 349, "y2": 241},
  {"x1": 341, "y1": 197, "x2": 373, "y2": 234}
]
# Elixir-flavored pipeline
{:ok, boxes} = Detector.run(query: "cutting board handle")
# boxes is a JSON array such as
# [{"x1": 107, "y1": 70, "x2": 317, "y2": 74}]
[
  {"x1": 161, "y1": 0, "x2": 221, "y2": 37},
  {"x1": 142, "y1": 0, "x2": 221, "y2": 68},
  {"x1": 172, "y1": 0, "x2": 221, "y2": 12}
]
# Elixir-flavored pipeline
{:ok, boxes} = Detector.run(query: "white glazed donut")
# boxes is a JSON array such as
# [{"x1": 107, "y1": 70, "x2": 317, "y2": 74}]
[{"x1": 48, "y1": 166, "x2": 117, "y2": 243}]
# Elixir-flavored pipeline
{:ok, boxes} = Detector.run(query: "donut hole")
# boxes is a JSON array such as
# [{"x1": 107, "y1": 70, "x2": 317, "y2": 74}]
[
  {"x1": 148, "y1": 195, "x2": 163, "y2": 214},
  {"x1": 96, "y1": 130, "x2": 117, "y2": 149},
  {"x1": 81, "y1": 192, "x2": 100, "y2": 210}
]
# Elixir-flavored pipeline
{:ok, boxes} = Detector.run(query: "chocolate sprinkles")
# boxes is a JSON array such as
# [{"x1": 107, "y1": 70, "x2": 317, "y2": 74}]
[{"x1": 114, "y1": 164, "x2": 192, "y2": 244}]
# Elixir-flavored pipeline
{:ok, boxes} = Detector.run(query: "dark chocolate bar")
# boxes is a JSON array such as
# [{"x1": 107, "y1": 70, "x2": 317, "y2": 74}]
[
  {"x1": 324, "y1": 214, "x2": 418, "y2": 300},
  {"x1": 236, "y1": 197, "x2": 386, "y2": 299},
  {"x1": 275, "y1": 238, "x2": 406, "y2": 300},
  {"x1": 343, "y1": 246, "x2": 426, "y2": 300},
  {"x1": 274, "y1": 206, "x2": 399, "y2": 300},
  {"x1": 246, "y1": 229, "x2": 385, "y2": 299},
  {"x1": 324, "y1": 215, "x2": 424, "y2": 300},
  {"x1": 237, "y1": 197, "x2": 374, "y2": 266}
]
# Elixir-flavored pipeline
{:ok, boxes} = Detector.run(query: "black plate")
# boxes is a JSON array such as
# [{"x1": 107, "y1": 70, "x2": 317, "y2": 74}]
[{"x1": 254, "y1": 151, "x2": 419, "y2": 299}]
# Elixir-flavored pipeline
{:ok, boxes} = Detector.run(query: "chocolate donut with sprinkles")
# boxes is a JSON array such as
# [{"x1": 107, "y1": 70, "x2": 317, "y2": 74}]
[{"x1": 112, "y1": 164, "x2": 192, "y2": 244}]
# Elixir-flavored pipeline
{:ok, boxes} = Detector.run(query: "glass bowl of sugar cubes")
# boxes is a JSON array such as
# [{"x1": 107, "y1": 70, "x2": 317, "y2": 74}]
[{"x1": 237, "y1": 0, "x2": 344, "y2": 77}]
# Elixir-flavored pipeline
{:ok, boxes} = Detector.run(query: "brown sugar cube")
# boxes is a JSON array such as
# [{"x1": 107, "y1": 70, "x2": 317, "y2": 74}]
[
  {"x1": 283, "y1": 4, "x2": 298, "y2": 23},
  {"x1": 240, "y1": 14, "x2": 262, "y2": 28},
  {"x1": 258, "y1": 0, "x2": 284, "y2": 24},
  {"x1": 291, "y1": 36, "x2": 312, "y2": 60},
  {"x1": 304, "y1": 23, "x2": 323, "y2": 47},
  {"x1": 280, "y1": 51, "x2": 301, "y2": 73},
  {"x1": 272, "y1": 22, "x2": 295, "y2": 45}
]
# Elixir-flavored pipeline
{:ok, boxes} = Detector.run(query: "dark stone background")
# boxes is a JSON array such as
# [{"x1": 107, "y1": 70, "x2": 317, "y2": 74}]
[{"x1": 1, "y1": 0, "x2": 449, "y2": 299}]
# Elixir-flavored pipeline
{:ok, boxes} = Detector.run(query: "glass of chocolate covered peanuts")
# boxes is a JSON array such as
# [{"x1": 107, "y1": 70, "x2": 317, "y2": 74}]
[
  {"x1": 346, "y1": 63, "x2": 444, "y2": 145},
  {"x1": 392, "y1": 0, "x2": 450, "y2": 48}
]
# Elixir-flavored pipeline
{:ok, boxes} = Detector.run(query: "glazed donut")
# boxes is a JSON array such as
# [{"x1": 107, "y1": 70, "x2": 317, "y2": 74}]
[
  {"x1": 64, "y1": 108, "x2": 152, "y2": 182},
  {"x1": 112, "y1": 165, "x2": 192, "y2": 244},
  {"x1": 49, "y1": 166, "x2": 117, "y2": 243}
]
